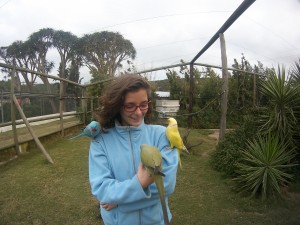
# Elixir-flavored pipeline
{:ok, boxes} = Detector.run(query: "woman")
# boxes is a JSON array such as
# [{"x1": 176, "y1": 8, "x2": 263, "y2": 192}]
[{"x1": 89, "y1": 74, "x2": 178, "y2": 225}]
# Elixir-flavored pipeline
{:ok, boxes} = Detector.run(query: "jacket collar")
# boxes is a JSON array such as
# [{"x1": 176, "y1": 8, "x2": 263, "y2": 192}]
[{"x1": 114, "y1": 119, "x2": 145, "y2": 136}]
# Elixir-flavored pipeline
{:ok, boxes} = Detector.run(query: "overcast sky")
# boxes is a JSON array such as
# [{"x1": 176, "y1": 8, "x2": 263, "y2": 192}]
[{"x1": 0, "y1": 0, "x2": 300, "y2": 82}]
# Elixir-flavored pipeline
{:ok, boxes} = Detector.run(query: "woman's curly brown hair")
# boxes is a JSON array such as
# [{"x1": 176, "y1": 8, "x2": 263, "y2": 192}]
[{"x1": 94, "y1": 74, "x2": 152, "y2": 131}]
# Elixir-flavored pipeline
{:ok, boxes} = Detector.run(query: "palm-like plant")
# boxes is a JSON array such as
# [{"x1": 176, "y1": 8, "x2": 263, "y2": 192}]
[
  {"x1": 290, "y1": 58, "x2": 300, "y2": 82},
  {"x1": 289, "y1": 59, "x2": 300, "y2": 155},
  {"x1": 235, "y1": 134, "x2": 296, "y2": 199},
  {"x1": 259, "y1": 66, "x2": 300, "y2": 145}
]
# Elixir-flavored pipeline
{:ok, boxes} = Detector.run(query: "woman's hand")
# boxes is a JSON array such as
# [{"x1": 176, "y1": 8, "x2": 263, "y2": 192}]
[
  {"x1": 100, "y1": 203, "x2": 117, "y2": 211},
  {"x1": 137, "y1": 163, "x2": 154, "y2": 189}
]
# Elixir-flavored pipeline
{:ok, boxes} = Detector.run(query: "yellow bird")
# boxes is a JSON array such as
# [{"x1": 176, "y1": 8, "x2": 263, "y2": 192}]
[{"x1": 166, "y1": 117, "x2": 188, "y2": 168}]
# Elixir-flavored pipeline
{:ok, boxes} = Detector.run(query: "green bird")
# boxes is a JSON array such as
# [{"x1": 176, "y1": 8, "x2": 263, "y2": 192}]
[{"x1": 140, "y1": 144, "x2": 169, "y2": 225}]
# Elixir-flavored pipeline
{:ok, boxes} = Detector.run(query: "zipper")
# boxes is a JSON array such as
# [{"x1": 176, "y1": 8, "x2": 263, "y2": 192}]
[
  {"x1": 128, "y1": 127, "x2": 137, "y2": 174},
  {"x1": 128, "y1": 127, "x2": 142, "y2": 225}
]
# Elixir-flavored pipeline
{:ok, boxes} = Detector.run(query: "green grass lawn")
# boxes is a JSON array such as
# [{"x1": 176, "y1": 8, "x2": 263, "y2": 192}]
[
  {"x1": 0, "y1": 128, "x2": 299, "y2": 225},
  {"x1": 0, "y1": 117, "x2": 83, "y2": 162}
]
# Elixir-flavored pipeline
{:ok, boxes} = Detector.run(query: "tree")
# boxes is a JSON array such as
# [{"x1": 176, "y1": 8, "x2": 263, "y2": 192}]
[
  {"x1": 53, "y1": 30, "x2": 78, "y2": 79},
  {"x1": 228, "y1": 55, "x2": 272, "y2": 126},
  {"x1": 52, "y1": 30, "x2": 79, "y2": 111},
  {"x1": 165, "y1": 62, "x2": 223, "y2": 128},
  {"x1": 0, "y1": 47, "x2": 12, "y2": 77},
  {"x1": 166, "y1": 69, "x2": 182, "y2": 100},
  {"x1": 231, "y1": 54, "x2": 254, "y2": 110},
  {"x1": 199, "y1": 67, "x2": 221, "y2": 108},
  {"x1": 5, "y1": 40, "x2": 39, "y2": 92},
  {"x1": 27, "y1": 28, "x2": 57, "y2": 113},
  {"x1": 65, "y1": 56, "x2": 83, "y2": 111},
  {"x1": 78, "y1": 31, "x2": 136, "y2": 80}
]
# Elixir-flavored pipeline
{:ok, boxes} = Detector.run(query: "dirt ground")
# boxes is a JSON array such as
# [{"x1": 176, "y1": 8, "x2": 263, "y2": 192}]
[{"x1": 208, "y1": 129, "x2": 220, "y2": 140}]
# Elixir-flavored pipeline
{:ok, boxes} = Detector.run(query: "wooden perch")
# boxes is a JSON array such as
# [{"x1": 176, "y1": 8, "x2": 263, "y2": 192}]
[
  {"x1": 182, "y1": 128, "x2": 203, "y2": 151},
  {"x1": 12, "y1": 94, "x2": 54, "y2": 164}
]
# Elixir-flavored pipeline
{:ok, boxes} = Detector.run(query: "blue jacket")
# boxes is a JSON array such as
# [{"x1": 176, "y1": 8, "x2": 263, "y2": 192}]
[{"x1": 89, "y1": 120, "x2": 178, "y2": 225}]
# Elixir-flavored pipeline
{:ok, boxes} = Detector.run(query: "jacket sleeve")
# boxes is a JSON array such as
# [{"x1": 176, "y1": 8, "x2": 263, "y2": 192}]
[
  {"x1": 119, "y1": 126, "x2": 179, "y2": 213},
  {"x1": 89, "y1": 137, "x2": 151, "y2": 206}
]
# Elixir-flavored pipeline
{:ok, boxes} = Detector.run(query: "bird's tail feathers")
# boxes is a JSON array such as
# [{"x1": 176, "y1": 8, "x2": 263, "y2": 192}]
[
  {"x1": 154, "y1": 166, "x2": 165, "y2": 177},
  {"x1": 155, "y1": 177, "x2": 169, "y2": 225},
  {"x1": 69, "y1": 133, "x2": 84, "y2": 140},
  {"x1": 178, "y1": 151, "x2": 182, "y2": 169},
  {"x1": 183, "y1": 145, "x2": 189, "y2": 154}
]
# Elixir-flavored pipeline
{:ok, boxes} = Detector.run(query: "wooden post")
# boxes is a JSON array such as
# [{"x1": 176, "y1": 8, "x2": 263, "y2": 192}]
[
  {"x1": 59, "y1": 81, "x2": 64, "y2": 136},
  {"x1": 81, "y1": 87, "x2": 87, "y2": 124},
  {"x1": 10, "y1": 67, "x2": 20, "y2": 155},
  {"x1": 12, "y1": 94, "x2": 54, "y2": 164},
  {"x1": 219, "y1": 33, "x2": 229, "y2": 141},
  {"x1": 1, "y1": 89, "x2": 4, "y2": 123},
  {"x1": 188, "y1": 63, "x2": 194, "y2": 128},
  {"x1": 90, "y1": 97, "x2": 94, "y2": 121}
]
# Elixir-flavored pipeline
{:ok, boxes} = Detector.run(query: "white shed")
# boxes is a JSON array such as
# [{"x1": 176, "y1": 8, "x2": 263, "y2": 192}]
[
  {"x1": 155, "y1": 91, "x2": 170, "y2": 98},
  {"x1": 156, "y1": 99, "x2": 180, "y2": 118}
]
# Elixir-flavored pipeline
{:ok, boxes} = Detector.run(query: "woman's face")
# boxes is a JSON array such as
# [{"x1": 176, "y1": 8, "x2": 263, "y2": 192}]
[{"x1": 120, "y1": 89, "x2": 149, "y2": 126}]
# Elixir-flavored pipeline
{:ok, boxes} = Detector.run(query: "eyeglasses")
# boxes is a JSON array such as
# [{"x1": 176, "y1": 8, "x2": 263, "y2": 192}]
[{"x1": 123, "y1": 101, "x2": 151, "y2": 112}]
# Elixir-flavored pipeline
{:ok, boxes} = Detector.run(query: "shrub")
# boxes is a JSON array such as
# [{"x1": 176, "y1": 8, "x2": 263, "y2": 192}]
[
  {"x1": 234, "y1": 134, "x2": 297, "y2": 200},
  {"x1": 210, "y1": 115, "x2": 258, "y2": 177}
]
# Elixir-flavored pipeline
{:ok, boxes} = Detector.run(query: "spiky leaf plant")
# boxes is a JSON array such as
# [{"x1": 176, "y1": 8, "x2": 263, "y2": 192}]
[
  {"x1": 290, "y1": 58, "x2": 300, "y2": 82},
  {"x1": 259, "y1": 66, "x2": 300, "y2": 145},
  {"x1": 235, "y1": 134, "x2": 296, "y2": 200}
]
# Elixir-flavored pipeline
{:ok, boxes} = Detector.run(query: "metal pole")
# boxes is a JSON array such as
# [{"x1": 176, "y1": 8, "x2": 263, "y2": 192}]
[
  {"x1": 187, "y1": 0, "x2": 255, "y2": 130},
  {"x1": 191, "y1": 0, "x2": 256, "y2": 64}
]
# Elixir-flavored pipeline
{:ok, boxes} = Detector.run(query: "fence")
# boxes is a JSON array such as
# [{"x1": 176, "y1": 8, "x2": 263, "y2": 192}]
[{"x1": 0, "y1": 62, "x2": 113, "y2": 163}]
